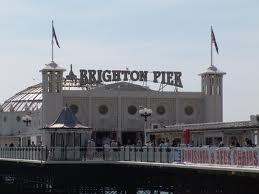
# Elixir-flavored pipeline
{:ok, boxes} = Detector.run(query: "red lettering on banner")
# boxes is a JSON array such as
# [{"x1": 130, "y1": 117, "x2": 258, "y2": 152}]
[
  {"x1": 237, "y1": 150, "x2": 241, "y2": 165},
  {"x1": 180, "y1": 148, "x2": 259, "y2": 167},
  {"x1": 199, "y1": 150, "x2": 202, "y2": 163},
  {"x1": 219, "y1": 150, "x2": 223, "y2": 165},
  {"x1": 182, "y1": 150, "x2": 186, "y2": 162},
  {"x1": 223, "y1": 151, "x2": 228, "y2": 165},
  {"x1": 253, "y1": 151, "x2": 258, "y2": 166},
  {"x1": 233, "y1": 150, "x2": 237, "y2": 165},
  {"x1": 188, "y1": 150, "x2": 192, "y2": 162},
  {"x1": 196, "y1": 150, "x2": 199, "y2": 163},
  {"x1": 222, "y1": 151, "x2": 225, "y2": 165},
  {"x1": 197, "y1": 150, "x2": 201, "y2": 164},
  {"x1": 218, "y1": 150, "x2": 221, "y2": 164},
  {"x1": 195, "y1": 150, "x2": 200, "y2": 163},
  {"x1": 238, "y1": 151, "x2": 242, "y2": 165},
  {"x1": 241, "y1": 151, "x2": 246, "y2": 166},
  {"x1": 194, "y1": 150, "x2": 197, "y2": 163},
  {"x1": 200, "y1": 151, "x2": 203, "y2": 163},
  {"x1": 202, "y1": 150, "x2": 205, "y2": 164},
  {"x1": 216, "y1": 150, "x2": 219, "y2": 164},
  {"x1": 228, "y1": 151, "x2": 231, "y2": 165},
  {"x1": 192, "y1": 150, "x2": 196, "y2": 163},
  {"x1": 192, "y1": 150, "x2": 194, "y2": 163},
  {"x1": 201, "y1": 151, "x2": 204, "y2": 163},
  {"x1": 205, "y1": 151, "x2": 209, "y2": 163},
  {"x1": 248, "y1": 151, "x2": 253, "y2": 166},
  {"x1": 211, "y1": 152, "x2": 215, "y2": 164}
]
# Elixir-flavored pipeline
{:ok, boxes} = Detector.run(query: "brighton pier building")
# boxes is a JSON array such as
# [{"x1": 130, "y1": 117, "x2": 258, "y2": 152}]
[{"x1": 0, "y1": 58, "x2": 232, "y2": 147}]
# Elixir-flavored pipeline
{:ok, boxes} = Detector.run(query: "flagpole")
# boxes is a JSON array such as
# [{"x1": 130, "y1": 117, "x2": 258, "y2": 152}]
[
  {"x1": 51, "y1": 20, "x2": 54, "y2": 62},
  {"x1": 210, "y1": 26, "x2": 213, "y2": 67}
]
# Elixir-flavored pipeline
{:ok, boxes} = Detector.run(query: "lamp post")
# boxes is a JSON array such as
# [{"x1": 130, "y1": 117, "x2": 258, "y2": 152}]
[{"x1": 139, "y1": 107, "x2": 152, "y2": 144}]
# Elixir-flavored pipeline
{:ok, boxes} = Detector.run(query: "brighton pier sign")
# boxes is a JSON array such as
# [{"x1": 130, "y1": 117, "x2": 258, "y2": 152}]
[{"x1": 79, "y1": 69, "x2": 183, "y2": 88}]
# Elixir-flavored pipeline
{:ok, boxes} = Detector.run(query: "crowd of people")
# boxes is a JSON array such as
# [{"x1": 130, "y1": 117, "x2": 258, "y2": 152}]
[
  {"x1": 228, "y1": 137, "x2": 255, "y2": 147},
  {"x1": 2, "y1": 137, "x2": 256, "y2": 148},
  {"x1": 5, "y1": 141, "x2": 43, "y2": 148},
  {"x1": 85, "y1": 136, "x2": 256, "y2": 149}
]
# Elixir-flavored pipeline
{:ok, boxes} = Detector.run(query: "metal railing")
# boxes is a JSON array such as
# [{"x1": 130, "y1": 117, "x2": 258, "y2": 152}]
[
  {"x1": 0, "y1": 146, "x2": 259, "y2": 168},
  {"x1": 0, "y1": 147, "x2": 47, "y2": 161}
]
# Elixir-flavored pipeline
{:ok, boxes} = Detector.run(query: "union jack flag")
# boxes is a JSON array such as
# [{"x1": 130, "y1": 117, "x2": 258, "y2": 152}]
[
  {"x1": 211, "y1": 27, "x2": 219, "y2": 54},
  {"x1": 52, "y1": 21, "x2": 60, "y2": 48}
]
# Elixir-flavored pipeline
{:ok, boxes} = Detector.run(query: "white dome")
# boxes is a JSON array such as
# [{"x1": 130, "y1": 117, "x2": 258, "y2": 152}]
[
  {"x1": 1, "y1": 83, "x2": 42, "y2": 112},
  {"x1": 1, "y1": 80, "x2": 103, "y2": 112}
]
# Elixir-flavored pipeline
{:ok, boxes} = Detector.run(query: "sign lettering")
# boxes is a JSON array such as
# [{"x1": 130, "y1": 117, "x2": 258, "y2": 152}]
[{"x1": 79, "y1": 69, "x2": 183, "y2": 88}]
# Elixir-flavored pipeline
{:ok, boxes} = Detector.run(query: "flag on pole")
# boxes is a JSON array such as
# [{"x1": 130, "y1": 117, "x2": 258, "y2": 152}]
[
  {"x1": 211, "y1": 27, "x2": 218, "y2": 54},
  {"x1": 52, "y1": 21, "x2": 60, "y2": 48}
]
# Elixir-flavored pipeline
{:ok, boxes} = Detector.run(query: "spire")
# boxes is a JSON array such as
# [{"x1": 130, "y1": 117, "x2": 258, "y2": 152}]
[{"x1": 66, "y1": 64, "x2": 77, "y2": 80}]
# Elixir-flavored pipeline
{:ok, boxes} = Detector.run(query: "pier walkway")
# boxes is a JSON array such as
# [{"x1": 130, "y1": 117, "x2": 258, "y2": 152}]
[
  {"x1": 0, "y1": 146, "x2": 259, "y2": 175},
  {"x1": 1, "y1": 146, "x2": 259, "y2": 193}
]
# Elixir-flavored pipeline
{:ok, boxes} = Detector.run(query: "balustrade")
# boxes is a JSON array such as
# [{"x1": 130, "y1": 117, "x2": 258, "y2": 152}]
[{"x1": 0, "y1": 146, "x2": 258, "y2": 168}]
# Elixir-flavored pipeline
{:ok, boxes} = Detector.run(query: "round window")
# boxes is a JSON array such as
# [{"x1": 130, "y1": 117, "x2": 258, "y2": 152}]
[
  {"x1": 128, "y1": 105, "x2": 137, "y2": 115},
  {"x1": 99, "y1": 105, "x2": 108, "y2": 115},
  {"x1": 185, "y1": 106, "x2": 194, "y2": 116},
  {"x1": 16, "y1": 116, "x2": 21, "y2": 122},
  {"x1": 157, "y1": 106, "x2": 165, "y2": 115},
  {"x1": 70, "y1": 104, "x2": 79, "y2": 114}
]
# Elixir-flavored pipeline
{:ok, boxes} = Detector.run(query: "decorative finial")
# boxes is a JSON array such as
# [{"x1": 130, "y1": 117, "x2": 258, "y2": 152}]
[{"x1": 66, "y1": 64, "x2": 77, "y2": 80}]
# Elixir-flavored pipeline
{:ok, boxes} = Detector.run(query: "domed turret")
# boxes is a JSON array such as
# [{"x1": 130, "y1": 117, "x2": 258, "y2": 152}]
[
  {"x1": 199, "y1": 65, "x2": 226, "y2": 122},
  {"x1": 40, "y1": 61, "x2": 66, "y2": 127}
]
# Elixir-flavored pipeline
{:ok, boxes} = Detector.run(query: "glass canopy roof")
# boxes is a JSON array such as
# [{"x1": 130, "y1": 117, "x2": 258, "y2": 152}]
[
  {"x1": 1, "y1": 83, "x2": 42, "y2": 112},
  {"x1": 0, "y1": 80, "x2": 102, "y2": 112}
]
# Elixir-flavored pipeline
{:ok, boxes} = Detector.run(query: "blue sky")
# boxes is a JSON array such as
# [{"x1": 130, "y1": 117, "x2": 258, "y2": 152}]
[{"x1": 0, "y1": 0, "x2": 258, "y2": 121}]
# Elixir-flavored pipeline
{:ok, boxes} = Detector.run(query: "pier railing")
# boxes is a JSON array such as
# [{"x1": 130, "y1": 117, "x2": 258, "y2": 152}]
[{"x1": 0, "y1": 146, "x2": 258, "y2": 168}]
